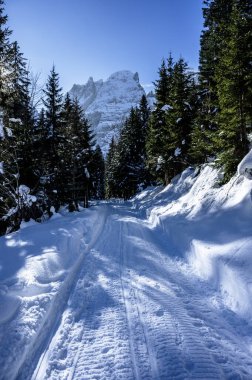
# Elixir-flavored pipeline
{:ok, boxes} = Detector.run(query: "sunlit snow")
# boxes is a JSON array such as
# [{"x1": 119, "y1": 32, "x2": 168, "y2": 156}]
[{"x1": 1, "y1": 163, "x2": 252, "y2": 379}]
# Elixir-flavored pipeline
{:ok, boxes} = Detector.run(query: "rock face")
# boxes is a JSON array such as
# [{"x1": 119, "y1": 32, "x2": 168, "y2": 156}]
[{"x1": 69, "y1": 70, "x2": 148, "y2": 155}]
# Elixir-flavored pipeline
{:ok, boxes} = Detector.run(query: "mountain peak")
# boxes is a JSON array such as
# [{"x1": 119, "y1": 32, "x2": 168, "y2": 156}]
[
  {"x1": 87, "y1": 76, "x2": 94, "y2": 83},
  {"x1": 69, "y1": 70, "x2": 147, "y2": 155},
  {"x1": 107, "y1": 70, "x2": 139, "y2": 83}
]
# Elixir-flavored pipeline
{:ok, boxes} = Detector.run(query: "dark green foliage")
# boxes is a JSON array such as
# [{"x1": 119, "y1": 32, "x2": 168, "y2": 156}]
[
  {"x1": 89, "y1": 145, "x2": 105, "y2": 200},
  {"x1": 0, "y1": 5, "x2": 40, "y2": 233},
  {"x1": 214, "y1": 0, "x2": 252, "y2": 181},
  {"x1": 0, "y1": 0, "x2": 103, "y2": 233},
  {"x1": 61, "y1": 97, "x2": 95, "y2": 209},
  {"x1": 105, "y1": 100, "x2": 151, "y2": 200},
  {"x1": 191, "y1": 0, "x2": 252, "y2": 181},
  {"x1": 146, "y1": 56, "x2": 197, "y2": 184},
  {"x1": 0, "y1": 0, "x2": 12, "y2": 110},
  {"x1": 105, "y1": 137, "x2": 120, "y2": 199},
  {"x1": 40, "y1": 65, "x2": 63, "y2": 208}
]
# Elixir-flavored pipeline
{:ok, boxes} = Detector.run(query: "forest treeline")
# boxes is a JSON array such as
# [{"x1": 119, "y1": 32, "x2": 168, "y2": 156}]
[{"x1": 0, "y1": 0, "x2": 251, "y2": 234}]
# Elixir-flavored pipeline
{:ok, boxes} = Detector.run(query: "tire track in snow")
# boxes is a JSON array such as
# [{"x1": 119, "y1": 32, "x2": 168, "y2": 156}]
[
  {"x1": 127, "y1": 222, "x2": 189, "y2": 379},
  {"x1": 69, "y1": 214, "x2": 134, "y2": 380},
  {"x1": 119, "y1": 221, "x2": 155, "y2": 380},
  {"x1": 32, "y1": 208, "x2": 135, "y2": 380},
  {"x1": 129, "y1": 220, "x2": 252, "y2": 379},
  {"x1": 124, "y1": 220, "x2": 224, "y2": 379},
  {"x1": 21, "y1": 203, "x2": 252, "y2": 379},
  {"x1": 20, "y1": 206, "x2": 111, "y2": 380}
]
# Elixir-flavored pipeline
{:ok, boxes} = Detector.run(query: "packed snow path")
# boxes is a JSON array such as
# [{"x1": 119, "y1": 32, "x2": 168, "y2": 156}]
[{"x1": 19, "y1": 203, "x2": 252, "y2": 380}]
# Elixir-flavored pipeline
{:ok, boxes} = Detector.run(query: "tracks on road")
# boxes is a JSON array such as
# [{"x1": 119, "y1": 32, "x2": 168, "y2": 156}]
[{"x1": 28, "y1": 203, "x2": 252, "y2": 380}]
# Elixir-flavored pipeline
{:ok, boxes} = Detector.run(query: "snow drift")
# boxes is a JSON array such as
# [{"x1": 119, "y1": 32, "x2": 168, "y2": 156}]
[
  {"x1": 132, "y1": 152, "x2": 252, "y2": 319},
  {"x1": 0, "y1": 206, "x2": 106, "y2": 380},
  {"x1": 1, "y1": 150, "x2": 252, "y2": 379}
]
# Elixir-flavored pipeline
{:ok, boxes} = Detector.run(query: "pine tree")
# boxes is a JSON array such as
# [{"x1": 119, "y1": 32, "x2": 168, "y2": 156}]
[
  {"x1": 146, "y1": 56, "x2": 196, "y2": 184},
  {"x1": 146, "y1": 106, "x2": 170, "y2": 183},
  {"x1": 139, "y1": 94, "x2": 151, "y2": 141},
  {"x1": 41, "y1": 65, "x2": 63, "y2": 209},
  {"x1": 0, "y1": 11, "x2": 39, "y2": 233},
  {"x1": 105, "y1": 137, "x2": 117, "y2": 198},
  {"x1": 107, "y1": 104, "x2": 151, "y2": 200},
  {"x1": 60, "y1": 96, "x2": 95, "y2": 209},
  {"x1": 89, "y1": 145, "x2": 105, "y2": 200},
  {"x1": 191, "y1": 0, "x2": 252, "y2": 180},
  {"x1": 154, "y1": 55, "x2": 173, "y2": 106},
  {"x1": 214, "y1": 0, "x2": 252, "y2": 181},
  {"x1": 190, "y1": 0, "x2": 232, "y2": 164},
  {"x1": 0, "y1": 0, "x2": 12, "y2": 111},
  {"x1": 146, "y1": 57, "x2": 174, "y2": 184}
]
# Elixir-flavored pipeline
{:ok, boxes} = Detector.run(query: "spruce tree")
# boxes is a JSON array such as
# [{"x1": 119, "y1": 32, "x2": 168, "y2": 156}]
[
  {"x1": 191, "y1": 0, "x2": 252, "y2": 181},
  {"x1": 154, "y1": 59, "x2": 170, "y2": 106},
  {"x1": 0, "y1": 0, "x2": 12, "y2": 111},
  {"x1": 89, "y1": 145, "x2": 105, "y2": 200},
  {"x1": 61, "y1": 96, "x2": 95, "y2": 209},
  {"x1": 108, "y1": 103, "x2": 151, "y2": 199},
  {"x1": 146, "y1": 56, "x2": 196, "y2": 184},
  {"x1": 214, "y1": 0, "x2": 252, "y2": 180},
  {"x1": 190, "y1": 0, "x2": 231, "y2": 164},
  {"x1": 105, "y1": 137, "x2": 121, "y2": 199},
  {"x1": 41, "y1": 65, "x2": 63, "y2": 209},
  {"x1": 0, "y1": 7, "x2": 39, "y2": 233},
  {"x1": 146, "y1": 57, "x2": 174, "y2": 184}
]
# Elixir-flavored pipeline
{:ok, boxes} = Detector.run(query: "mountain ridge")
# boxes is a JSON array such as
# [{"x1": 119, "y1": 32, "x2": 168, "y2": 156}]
[{"x1": 69, "y1": 70, "x2": 154, "y2": 155}]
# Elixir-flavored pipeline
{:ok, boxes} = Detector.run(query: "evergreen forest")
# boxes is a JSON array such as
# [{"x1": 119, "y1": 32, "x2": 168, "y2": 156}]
[{"x1": 0, "y1": 0, "x2": 251, "y2": 235}]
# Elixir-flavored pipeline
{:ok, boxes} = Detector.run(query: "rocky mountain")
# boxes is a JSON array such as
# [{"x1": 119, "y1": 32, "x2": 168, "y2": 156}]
[{"x1": 69, "y1": 70, "x2": 154, "y2": 155}]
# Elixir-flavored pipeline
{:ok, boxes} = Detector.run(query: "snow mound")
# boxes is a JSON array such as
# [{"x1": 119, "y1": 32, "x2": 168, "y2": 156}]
[
  {"x1": 0, "y1": 206, "x2": 106, "y2": 380},
  {"x1": 0, "y1": 291, "x2": 20, "y2": 324},
  {"x1": 132, "y1": 164, "x2": 252, "y2": 319},
  {"x1": 238, "y1": 149, "x2": 252, "y2": 179}
]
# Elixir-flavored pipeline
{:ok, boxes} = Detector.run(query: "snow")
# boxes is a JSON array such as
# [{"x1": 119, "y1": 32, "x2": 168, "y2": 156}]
[
  {"x1": 0, "y1": 119, "x2": 3, "y2": 138},
  {"x1": 5, "y1": 127, "x2": 12, "y2": 137},
  {"x1": 1, "y1": 162, "x2": 252, "y2": 379},
  {"x1": 0, "y1": 207, "x2": 105, "y2": 379},
  {"x1": 9, "y1": 118, "x2": 22, "y2": 124},
  {"x1": 133, "y1": 165, "x2": 252, "y2": 320},
  {"x1": 156, "y1": 155, "x2": 164, "y2": 171},
  {"x1": 174, "y1": 147, "x2": 181, "y2": 156},
  {"x1": 84, "y1": 167, "x2": 90, "y2": 178},
  {"x1": 184, "y1": 101, "x2": 192, "y2": 110},
  {"x1": 161, "y1": 104, "x2": 173, "y2": 111},
  {"x1": 238, "y1": 148, "x2": 252, "y2": 179}
]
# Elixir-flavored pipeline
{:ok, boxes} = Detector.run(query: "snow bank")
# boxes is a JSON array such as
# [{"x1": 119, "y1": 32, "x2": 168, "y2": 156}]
[
  {"x1": 238, "y1": 148, "x2": 252, "y2": 179},
  {"x1": 0, "y1": 206, "x2": 105, "y2": 380},
  {"x1": 132, "y1": 163, "x2": 252, "y2": 319}
]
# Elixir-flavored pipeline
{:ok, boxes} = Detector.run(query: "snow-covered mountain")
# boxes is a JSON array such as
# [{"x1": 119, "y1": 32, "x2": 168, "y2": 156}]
[{"x1": 69, "y1": 71, "x2": 154, "y2": 155}]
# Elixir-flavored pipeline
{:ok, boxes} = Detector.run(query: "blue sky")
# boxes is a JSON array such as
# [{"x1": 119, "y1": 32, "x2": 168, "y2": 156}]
[{"x1": 5, "y1": 0, "x2": 203, "y2": 92}]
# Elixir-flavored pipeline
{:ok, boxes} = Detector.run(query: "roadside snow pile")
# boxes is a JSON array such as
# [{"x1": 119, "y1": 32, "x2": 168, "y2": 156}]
[
  {"x1": 132, "y1": 156, "x2": 252, "y2": 319},
  {"x1": 238, "y1": 148, "x2": 252, "y2": 179},
  {"x1": 0, "y1": 206, "x2": 103, "y2": 380}
]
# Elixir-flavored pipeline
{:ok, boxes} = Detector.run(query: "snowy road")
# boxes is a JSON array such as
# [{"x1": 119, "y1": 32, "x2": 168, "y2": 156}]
[{"x1": 20, "y1": 203, "x2": 252, "y2": 380}]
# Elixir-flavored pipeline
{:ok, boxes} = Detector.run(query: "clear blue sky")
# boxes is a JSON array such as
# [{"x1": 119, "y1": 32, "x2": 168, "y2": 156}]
[{"x1": 5, "y1": 0, "x2": 203, "y2": 92}]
